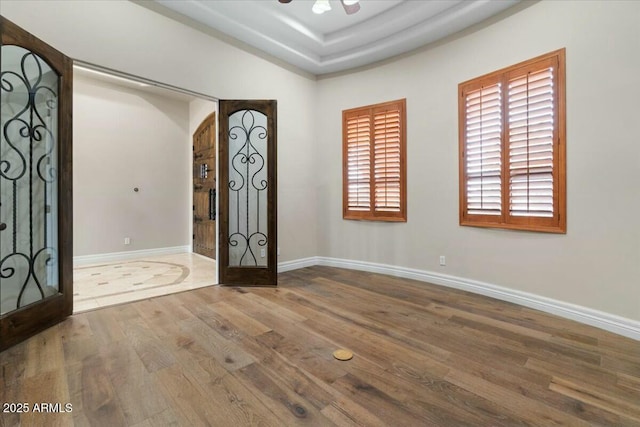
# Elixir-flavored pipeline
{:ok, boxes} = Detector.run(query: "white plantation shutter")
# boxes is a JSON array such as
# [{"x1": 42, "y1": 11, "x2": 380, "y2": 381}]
[
  {"x1": 346, "y1": 114, "x2": 371, "y2": 211},
  {"x1": 374, "y1": 108, "x2": 401, "y2": 212},
  {"x1": 343, "y1": 99, "x2": 406, "y2": 221},
  {"x1": 464, "y1": 84, "x2": 502, "y2": 215},
  {"x1": 508, "y1": 67, "x2": 555, "y2": 217},
  {"x1": 459, "y1": 49, "x2": 565, "y2": 233}
]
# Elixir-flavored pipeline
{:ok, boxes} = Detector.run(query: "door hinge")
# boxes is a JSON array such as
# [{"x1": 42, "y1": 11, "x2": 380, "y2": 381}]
[
  {"x1": 193, "y1": 205, "x2": 195, "y2": 211},
  {"x1": 192, "y1": 234, "x2": 195, "y2": 239},
  {"x1": 192, "y1": 145, "x2": 195, "y2": 151}
]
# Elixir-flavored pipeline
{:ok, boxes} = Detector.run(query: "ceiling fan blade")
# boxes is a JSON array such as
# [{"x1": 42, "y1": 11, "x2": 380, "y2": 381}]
[{"x1": 340, "y1": 0, "x2": 360, "y2": 15}]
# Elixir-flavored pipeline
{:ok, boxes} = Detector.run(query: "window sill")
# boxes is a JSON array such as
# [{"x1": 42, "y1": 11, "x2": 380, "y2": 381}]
[
  {"x1": 459, "y1": 219, "x2": 566, "y2": 234},
  {"x1": 344, "y1": 214, "x2": 407, "y2": 223}
]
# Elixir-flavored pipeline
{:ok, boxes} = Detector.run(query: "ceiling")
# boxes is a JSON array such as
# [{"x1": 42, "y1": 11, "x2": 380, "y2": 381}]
[{"x1": 154, "y1": 0, "x2": 521, "y2": 76}]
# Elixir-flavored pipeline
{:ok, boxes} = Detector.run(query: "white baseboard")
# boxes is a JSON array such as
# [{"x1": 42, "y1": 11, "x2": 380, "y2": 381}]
[
  {"x1": 74, "y1": 245, "x2": 190, "y2": 267},
  {"x1": 277, "y1": 256, "x2": 640, "y2": 341},
  {"x1": 278, "y1": 257, "x2": 317, "y2": 273}
]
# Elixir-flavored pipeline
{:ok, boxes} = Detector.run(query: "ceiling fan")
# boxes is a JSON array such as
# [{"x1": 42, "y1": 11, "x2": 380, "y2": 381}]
[{"x1": 278, "y1": 0, "x2": 361, "y2": 16}]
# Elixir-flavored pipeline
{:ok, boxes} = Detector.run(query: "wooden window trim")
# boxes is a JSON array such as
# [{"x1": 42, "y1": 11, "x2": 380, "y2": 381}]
[
  {"x1": 458, "y1": 49, "x2": 566, "y2": 233},
  {"x1": 343, "y1": 99, "x2": 407, "y2": 222}
]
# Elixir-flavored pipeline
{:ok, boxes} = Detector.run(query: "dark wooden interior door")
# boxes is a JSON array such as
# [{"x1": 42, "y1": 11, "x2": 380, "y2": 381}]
[
  {"x1": 0, "y1": 16, "x2": 73, "y2": 351},
  {"x1": 219, "y1": 100, "x2": 277, "y2": 286},
  {"x1": 193, "y1": 112, "x2": 216, "y2": 259}
]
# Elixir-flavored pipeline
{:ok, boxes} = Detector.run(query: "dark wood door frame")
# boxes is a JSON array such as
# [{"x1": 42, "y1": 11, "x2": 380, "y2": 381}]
[
  {"x1": 218, "y1": 100, "x2": 277, "y2": 286},
  {"x1": 0, "y1": 16, "x2": 73, "y2": 351}
]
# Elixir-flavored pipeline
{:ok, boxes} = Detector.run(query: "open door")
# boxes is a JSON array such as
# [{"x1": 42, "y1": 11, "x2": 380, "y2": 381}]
[
  {"x1": 0, "y1": 17, "x2": 73, "y2": 351},
  {"x1": 219, "y1": 100, "x2": 277, "y2": 286},
  {"x1": 193, "y1": 112, "x2": 216, "y2": 260}
]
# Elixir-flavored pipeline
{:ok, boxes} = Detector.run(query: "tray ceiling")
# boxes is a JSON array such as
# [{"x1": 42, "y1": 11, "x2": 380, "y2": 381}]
[{"x1": 154, "y1": 0, "x2": 521, "y2": 75}]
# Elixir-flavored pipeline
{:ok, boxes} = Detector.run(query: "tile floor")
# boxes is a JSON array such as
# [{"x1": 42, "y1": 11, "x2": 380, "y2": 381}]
[{"x1": 73, "y1": 252, "x2": 217, "y2": 313}]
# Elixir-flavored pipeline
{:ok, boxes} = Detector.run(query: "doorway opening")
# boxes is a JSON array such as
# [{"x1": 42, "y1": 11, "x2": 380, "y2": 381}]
[
  {"x1": 1, "y1": 17, "x2": 278, "y2": 350},
  {"x1": 71, "y1": 63, "x2": 219, "y2": 312}
]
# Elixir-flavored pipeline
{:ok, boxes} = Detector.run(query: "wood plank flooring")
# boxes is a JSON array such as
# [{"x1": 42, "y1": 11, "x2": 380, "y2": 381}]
[{"x1": 1, "y1": 266, "x2": 639, "y2": 426}]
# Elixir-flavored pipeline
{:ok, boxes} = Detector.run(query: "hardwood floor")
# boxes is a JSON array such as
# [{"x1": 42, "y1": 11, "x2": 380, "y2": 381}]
[{"x1": 1, "y1": 266, "x2": 639, "y2": 426}]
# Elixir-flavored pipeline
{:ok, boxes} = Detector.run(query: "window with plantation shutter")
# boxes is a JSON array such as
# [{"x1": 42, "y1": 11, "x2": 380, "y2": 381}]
[
  {"x1": 508, "y1": 67, "x2": 555, "y2": 218},
  {"x1": 343, "y1": 99, "x2": 406, "y2": 221},
  {"x1": 465, "y1": 83, "x2": 503, "y2": 216},
  {"x1": 459, "y1": 49, "x2": 566, "y2": 233},
  {"x1": 346, "y1": 114, "x2": 371, "y2": 211}
]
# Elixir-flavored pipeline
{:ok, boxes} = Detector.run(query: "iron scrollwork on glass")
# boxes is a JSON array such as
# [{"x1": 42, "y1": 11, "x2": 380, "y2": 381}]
[
  {"x1": 1, "y1": 46, "x2": 59, "y2": 315},
  {"x1": 228, "y1": 110, "x2": 268, "y2": 267}
]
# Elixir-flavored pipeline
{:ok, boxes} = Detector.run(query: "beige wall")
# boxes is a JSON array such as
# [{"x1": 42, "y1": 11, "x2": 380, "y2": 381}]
[
  {"x1": 73, "y1": 74, "x2": 191, "y2": 256},
  {"x1": 1, "y1": 0, "x2": 319, "y2": 262},
  {"x1": 189, "y1": 99, "x2": 217, "y2": 139},
  {"x1": 316, "y1": 0, "x2": 640, "y2": 321}
]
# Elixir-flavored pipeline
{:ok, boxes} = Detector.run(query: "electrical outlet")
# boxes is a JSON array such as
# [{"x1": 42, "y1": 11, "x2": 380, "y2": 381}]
[
  {"x1": 124, "y1": 237, "x2": 131, "y2": 245},
  {"x1": 261, "y1": 248, "x2": 266, "y2": 258},
  {"x1": 439, "y1": 255, "x2": 446, "y2": 266}
]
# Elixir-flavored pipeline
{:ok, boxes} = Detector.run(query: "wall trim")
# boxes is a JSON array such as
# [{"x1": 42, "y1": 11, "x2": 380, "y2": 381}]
[
  {"x1": 73, "y1": 245, "x2": 190, "y2": 267},
  {"x1": 277, "y1": 256, "x2": 640, "y2": 341},
  {"x1": 278, "y1": 257, "x2": 318, "y2": 273}
]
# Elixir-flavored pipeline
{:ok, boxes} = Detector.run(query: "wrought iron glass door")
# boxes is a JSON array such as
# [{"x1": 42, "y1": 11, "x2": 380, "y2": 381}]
[
  {"x1": 0, "y1": 17, "x2": 72, "y2": 351},
  {"x1": 219, "y1": 100, "x2": 277, "y2": 286}
]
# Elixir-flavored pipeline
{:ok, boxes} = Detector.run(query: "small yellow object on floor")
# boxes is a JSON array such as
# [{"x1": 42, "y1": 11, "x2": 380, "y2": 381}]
[{"x1": 333, "y1": 349, "x2": 353, "y2": 361}]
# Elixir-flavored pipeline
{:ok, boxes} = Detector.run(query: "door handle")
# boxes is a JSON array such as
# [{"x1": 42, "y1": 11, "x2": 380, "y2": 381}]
[
  {"x1": 0, "y1": 222, "x2": 6, "y2": 231},
  {"x1": 209, "y1": 189, "x2": 216, "y2": 220},
  {"x1": 201, "y1": 163, "x2": 213, "y2": 179},
  {"x1": 194, "y1": 184, "x2": 203, "y2": 190},
  {"x1": 194, "y1": 216, "x2": 203, "y2": 223}
]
